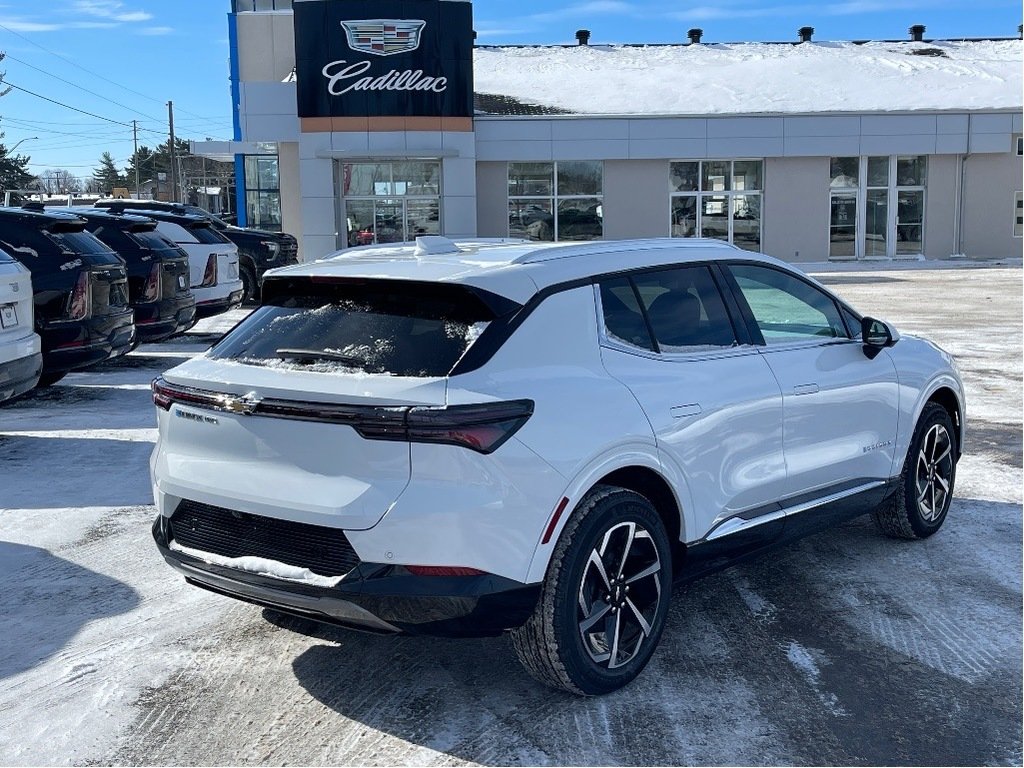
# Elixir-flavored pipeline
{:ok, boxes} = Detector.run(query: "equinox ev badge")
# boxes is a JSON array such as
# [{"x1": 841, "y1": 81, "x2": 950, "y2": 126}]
[{"x1": 340, "y1": 19, "x2": 426, "y2": 57}]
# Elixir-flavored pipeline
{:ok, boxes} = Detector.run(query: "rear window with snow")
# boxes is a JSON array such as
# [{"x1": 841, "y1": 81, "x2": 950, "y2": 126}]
[{"x1": 209, "y1": 278, "x2": 515, "y2": 378}]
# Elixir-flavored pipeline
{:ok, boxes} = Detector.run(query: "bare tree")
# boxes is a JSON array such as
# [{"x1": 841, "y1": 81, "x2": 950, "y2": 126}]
[{"x1": 39, "y1": 168, "x2": 83, "y2": 195}]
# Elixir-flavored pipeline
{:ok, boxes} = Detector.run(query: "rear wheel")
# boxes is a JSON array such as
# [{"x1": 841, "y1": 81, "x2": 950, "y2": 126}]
[
  {"x1": 511, "y1": 486, "x2": 672, "y2": 695},
  {"x1": 873, "y1": 402, "x2": 957, "y2": 539}
]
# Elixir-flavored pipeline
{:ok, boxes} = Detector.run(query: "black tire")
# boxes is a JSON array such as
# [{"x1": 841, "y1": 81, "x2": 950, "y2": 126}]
[
  {"x1": 35, "y1": 370, "x2": 68, "y2": 388},
  {"x1": 239, "y1": 263, "x2": 258, "y2": 306},
  {"x1": 511, "y1": 485, "x2": 673, "y2": 695},
  {"x1": 872, "y1": 402, "x2": 957, "y2": 539}
]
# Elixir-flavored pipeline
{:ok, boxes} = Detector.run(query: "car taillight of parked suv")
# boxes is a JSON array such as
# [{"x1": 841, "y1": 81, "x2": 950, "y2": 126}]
[
  {"x1": 110, "y1": 210, "x2": 243, "y2": 320},
  {"x1": 69, "y1": 209, "x2": 196, "y2": 343},
  {"x1": 0, "y1": 208, "x2": 135, "y2": 386},
  {"x1": 95, "y1": 199, "x2": 298, "y2": 304},
  {"x1": 0, "y1": 245, "x2": 43, "y2": 402}
]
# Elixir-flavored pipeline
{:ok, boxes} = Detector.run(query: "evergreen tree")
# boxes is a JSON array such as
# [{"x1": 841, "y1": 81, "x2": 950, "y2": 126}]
[
  {"x1": 0, "y1": 140, "x2": 35, "y2": 193},
  {"x1": 92, "y1": 152, "x2": 127, "y2": 195}
]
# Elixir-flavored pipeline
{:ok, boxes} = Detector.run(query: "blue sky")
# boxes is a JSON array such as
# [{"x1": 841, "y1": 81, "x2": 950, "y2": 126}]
[{"x1": 0, "y1": 0, "x2": 1019, "y2": 179}]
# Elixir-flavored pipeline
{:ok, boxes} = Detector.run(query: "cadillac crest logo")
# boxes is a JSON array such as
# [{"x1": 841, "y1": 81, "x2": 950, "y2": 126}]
[{"x1": 340, "y1": 19, "x2": 426, "y2": 57}]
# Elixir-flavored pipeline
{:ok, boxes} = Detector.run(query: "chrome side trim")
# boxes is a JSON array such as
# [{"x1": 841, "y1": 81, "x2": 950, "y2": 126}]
[
  {"x1": 705, "y1": 508, "x2": 787, "y2": 541},
  {"x1": 704, "y1": 480, "x2": 886, "y2": 542}
]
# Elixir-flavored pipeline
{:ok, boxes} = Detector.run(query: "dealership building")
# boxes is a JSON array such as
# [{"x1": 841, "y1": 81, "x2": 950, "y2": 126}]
[{"x1": 197, "y1": 0, "x2": 1023, "y2": 264}]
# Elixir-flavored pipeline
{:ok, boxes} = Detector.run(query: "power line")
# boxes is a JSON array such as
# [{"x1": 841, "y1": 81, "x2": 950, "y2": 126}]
[
  {"x1": 0, "y1": 78, "x2": 133, "y2": 127},
  {"x1": 0, "y1": 22, "x2": 224, "y2": 123},
  {"x1": 3, "y1": 53, "x2": 163, "y2": 123}
]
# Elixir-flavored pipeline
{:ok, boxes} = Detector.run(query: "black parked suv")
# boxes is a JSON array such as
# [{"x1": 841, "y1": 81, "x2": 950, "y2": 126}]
[
  {"x1": 71, "y1": 209, "x2": 196, "y2": 343},
  {"x1": 95, "y1": 200, "x2": 298, "y2": 304},
  {"x1": 0, "y1": 208, "x2": 135, "y2": 386}
]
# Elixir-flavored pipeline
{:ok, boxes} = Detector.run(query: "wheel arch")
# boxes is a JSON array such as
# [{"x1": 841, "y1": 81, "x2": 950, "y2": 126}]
[
  {"x1": 925, "y1": 385, "x2": 964, "y2": 458},
  {"x1": 524, "y1": 449, "x2": 689, "y2": 584}
]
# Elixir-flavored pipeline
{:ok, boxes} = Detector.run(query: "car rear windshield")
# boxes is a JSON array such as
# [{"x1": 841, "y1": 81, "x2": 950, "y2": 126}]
[
  {"x1": 188, "y1": 224, "x2": 230, "y2": 245},
  {"x1": 209, "y1": 279, "x2": 512, "y2": 377}
]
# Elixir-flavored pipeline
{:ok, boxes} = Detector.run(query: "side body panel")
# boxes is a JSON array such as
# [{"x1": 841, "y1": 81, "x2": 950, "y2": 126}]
[{"x1": 756, "y1": 338, "x2": 901, "y2": 495}]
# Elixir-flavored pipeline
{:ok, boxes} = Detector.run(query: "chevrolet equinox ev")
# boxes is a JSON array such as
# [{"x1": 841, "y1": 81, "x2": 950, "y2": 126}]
[{"x1": 151, "y1": 237, "x2": 964, "y2": 695}]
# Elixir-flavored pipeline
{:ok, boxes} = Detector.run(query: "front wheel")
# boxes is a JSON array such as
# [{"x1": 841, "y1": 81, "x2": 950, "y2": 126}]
[
  {"x1": 511, "y1": 486, "x2": 672, "y2": 695},
  {"x1": 873, "y1": 402, "x2": 957, "y2": 539},
  {"x1": 239, "y1": 264, "x2": 258, "y2": 306}
]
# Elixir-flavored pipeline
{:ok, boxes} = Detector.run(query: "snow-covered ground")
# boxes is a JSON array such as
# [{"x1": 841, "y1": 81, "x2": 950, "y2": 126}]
[
  {"x1": 474, "y1": 40, "x2": 1023, "y2": 114},
  {"x1": 0, "y1": 266, "x2": 1020, "y2": 766}
]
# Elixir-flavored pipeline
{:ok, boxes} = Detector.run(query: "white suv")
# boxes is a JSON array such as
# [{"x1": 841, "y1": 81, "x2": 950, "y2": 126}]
[
  {"x1": 151, "y1": 237, "x2": 964, "y2": 694},
  {"x1": 0, "y1": 246, "x2": 42, "y2": 402}
]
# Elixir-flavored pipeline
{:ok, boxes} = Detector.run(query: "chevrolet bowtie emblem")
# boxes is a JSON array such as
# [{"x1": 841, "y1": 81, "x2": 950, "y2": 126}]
[{"x1": 221, "y1": 392, "x2": 261, "y2": 415}]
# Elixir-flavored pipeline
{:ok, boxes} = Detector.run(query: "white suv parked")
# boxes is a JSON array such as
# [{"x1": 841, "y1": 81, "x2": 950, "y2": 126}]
[
  {"x1": 151, "y1": 237, "x2": 964, "y2": 694},
  {"x1": 0, "y1": 247, "x2": 42, "y2": 402}
]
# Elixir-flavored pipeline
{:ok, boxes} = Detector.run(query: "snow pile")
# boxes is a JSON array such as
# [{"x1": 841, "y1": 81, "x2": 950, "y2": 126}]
[
  {"x1": 169, "y1": 542, "x2": 344, "y2": 587},
  {"x1": 474, "y1": 40, "x2": 1023, "y2": 115}
]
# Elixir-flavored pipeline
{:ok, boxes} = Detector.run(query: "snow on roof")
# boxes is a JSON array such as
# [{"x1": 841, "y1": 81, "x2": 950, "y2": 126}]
[{"x1": 473, "y1": 40, "x2": 1023, "y2": 116}]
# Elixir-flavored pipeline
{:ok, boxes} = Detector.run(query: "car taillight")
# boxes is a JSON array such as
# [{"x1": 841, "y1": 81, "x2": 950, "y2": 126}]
[
  {"x1": 142, "y1": 263, "x2": 162, "y2": 302},
  {"x1": 151, "y1": 376, "x2": 534, "y2": 455},
  {"x1": 65, "y1": 271, "x2": 91, "y2": 321},
  {"x1": 201, "y1": 254, "x2": 217, "y2": 287},
  {"x1": 403, "y1": 400, "x2": 535, "y2": 454}
]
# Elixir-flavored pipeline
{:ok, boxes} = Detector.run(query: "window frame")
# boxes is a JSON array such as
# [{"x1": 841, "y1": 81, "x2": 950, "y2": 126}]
[
  {"x1": 668, "y1": 159, "x2": 764, "y2": 252},
  {"x1": 1014, "y1": 191, "x2": 1023, "y2": 239},
  {"x1": 507, "y1": 161, "x2": 604, "y2": 242}
]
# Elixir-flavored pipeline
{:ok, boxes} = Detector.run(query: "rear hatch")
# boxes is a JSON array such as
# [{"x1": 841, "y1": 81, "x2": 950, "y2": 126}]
[
  {"x1": 0, "y1": 254, "x2": 34, "y2": 344},
  {"x1": 187, "y1": 222, "x2": 237, "y2": 288},
  {"x1": 155, "y1": 277, "x2": 515, "y2": 530},
  {"x1": 39, "y1": 222, "x2": 129, "y2": 318}
]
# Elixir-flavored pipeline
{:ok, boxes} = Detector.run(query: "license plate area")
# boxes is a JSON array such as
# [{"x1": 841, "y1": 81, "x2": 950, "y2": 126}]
[{"x1": 0, "y1": 303, "x2": 18, "y2": 329}]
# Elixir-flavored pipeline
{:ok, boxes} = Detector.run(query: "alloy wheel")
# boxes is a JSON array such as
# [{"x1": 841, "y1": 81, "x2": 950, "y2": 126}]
[
  {"x1": 915, "y1": 423, "x2": 954, "y2": 522},
  {"x1": 577, "y1": 521, "x2": 663, "y2": 669}
]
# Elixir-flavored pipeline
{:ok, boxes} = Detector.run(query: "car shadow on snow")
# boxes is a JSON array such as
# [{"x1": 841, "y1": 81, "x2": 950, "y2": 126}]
[
  {"x1": 0, "y1": 435, "x2": 154, "y2": 509},
  {"x1": 287, "y1": 499, "x2": 1022, "y2": 766},
  {"x1": 0, "y1": 541, "x2": 141, "y2": 681}
]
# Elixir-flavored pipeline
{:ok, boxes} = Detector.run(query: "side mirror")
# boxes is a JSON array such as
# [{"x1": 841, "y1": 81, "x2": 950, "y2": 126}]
[{"x1": 862, "y1": 316, "x2": 900, "y2": 350}]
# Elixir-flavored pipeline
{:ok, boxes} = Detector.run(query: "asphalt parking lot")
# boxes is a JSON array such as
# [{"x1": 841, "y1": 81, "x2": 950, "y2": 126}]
[{"x1": 0, "y1": 263, "x2": 1021, "y2": 766}]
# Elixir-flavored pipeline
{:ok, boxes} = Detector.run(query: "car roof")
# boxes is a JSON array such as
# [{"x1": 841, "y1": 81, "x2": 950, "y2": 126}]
[
  {"x1": 68, "y1": 207, "x2": 158, "y2": 226},
  {"x1": 265, "y1": 237, "x2": 790, "y2": 304},
  {"x1": 0, "y1": 206, "x2": 89, "y2": 227}
]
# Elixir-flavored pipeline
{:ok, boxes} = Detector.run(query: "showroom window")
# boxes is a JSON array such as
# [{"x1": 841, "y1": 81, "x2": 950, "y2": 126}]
[
  {"x1": 508, "y1": 162, "x2": 603, "y2": 242},
  {"x1": 342, "y1": 161, "x2": 441, "y2": 247},
  {"x1": 829, "y1": 156, "x2": 927, "y2": 260},
  {"x1": 669, "y1": 159, "x2": 763, "y2": 251},
  {"x1": 244, "y1": 155, "x2": 282, "y2": 232}
]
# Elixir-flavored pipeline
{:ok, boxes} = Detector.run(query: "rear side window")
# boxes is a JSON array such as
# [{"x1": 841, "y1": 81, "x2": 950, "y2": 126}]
[
  {"x1": 210, "y1": 279, "x2": 511, "y2": 378},
  {"x1": 0, "y1": 247, "x2": 14, "y2": 263},
  {"x1": 599, "y1": 266, "x2": 738, "y2": 353}
]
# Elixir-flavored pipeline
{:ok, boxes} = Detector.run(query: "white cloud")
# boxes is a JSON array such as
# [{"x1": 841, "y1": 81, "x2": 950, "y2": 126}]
[
  {"x1": 137, "y1": 25, "x2": 173, "y2": 36},
  {"x1": 527, "y1": 1, "x2": 640, "y2": 23},
  {"x1": 0, "y1": 18, "x2": 60, "y2": 32},
  {"x1": 71, "y1": 0, "x2": 153, "y2": 23}
]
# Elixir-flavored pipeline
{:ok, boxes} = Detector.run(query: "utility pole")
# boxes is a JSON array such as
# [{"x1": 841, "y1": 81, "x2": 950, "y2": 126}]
[
  {"x1": 132, "y1": 120, "x2": 140, "y2": 198},
  {"x1": 167, "y1": 100, "x2": 177, "y2": 203}
]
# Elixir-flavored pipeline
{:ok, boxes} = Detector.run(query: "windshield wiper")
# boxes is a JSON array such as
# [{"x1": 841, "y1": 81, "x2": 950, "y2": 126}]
[{"x1": 275, "y1": 348, "x2": 367, "y2": 367}]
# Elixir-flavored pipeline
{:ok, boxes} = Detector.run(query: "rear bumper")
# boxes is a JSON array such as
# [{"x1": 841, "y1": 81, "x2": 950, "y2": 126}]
[
  {"x1": 0, "y1": 350, "x2": 42, "y2": 402},
  {"x1": 40, "y1": 309, "x2": 135, "y2": 373},
  {"x1": 194, "y1": 288, "x2": 244, "y2": 320},
  {"x1": 133, "y1": 296, "x2": 197, "y2": 342},
  {"x1": 152, "y1": 515, "x2": 540, "y2": 638}
]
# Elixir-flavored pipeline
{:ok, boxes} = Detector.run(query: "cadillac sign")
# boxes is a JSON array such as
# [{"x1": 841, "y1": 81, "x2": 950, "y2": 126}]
[{"x1": 294, "y1": 0, "x2": 474, "y2": 120}]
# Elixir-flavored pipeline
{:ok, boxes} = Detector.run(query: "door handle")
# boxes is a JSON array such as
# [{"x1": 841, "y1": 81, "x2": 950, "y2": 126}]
[
  {"x1": 671, "y1": 403, "x2": 702, "y2": 418},
  {"x1": 793, "y1": 383, "x2": 820, "y2": 396}
]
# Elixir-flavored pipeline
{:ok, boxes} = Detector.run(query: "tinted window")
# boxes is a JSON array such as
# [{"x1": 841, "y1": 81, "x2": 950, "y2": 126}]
[
  {"x1": 188, "y1": 224, "x2": 230, "y2": 245},
  {"x1": 0, "y1": 247, "x2": 14, "y2": 263},
  {"x1": 89, "y1": 224, "x2": 144, "y2": 254},
  {"x1": 599, "y1": 278, "x2": 654, "y2": 351},
  {"x1": 729, "y1": 263, "x2": 848, "y2": 344},
  {"x1": 210, "y1": 280, "x2": 505, "y2": 378},
  {"x1": 632, "y1": 267, "x2": 737, "y2": 351},
  {"x1": 0, "y1": 223, "x2": 65, "y2": 261},
  {"x1": 130, "y1": 230, "x2": 181, "y2": 252},
  {"x1": 46, "y1": 230, "x2": 112, "y2": 256}
]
